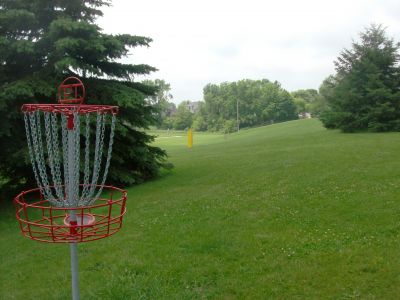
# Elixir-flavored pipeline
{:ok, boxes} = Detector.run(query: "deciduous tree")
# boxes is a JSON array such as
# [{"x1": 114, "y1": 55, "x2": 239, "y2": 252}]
[
  {"x1": 200, "y1": 79, "x2": 297, "y2": 131},
  {"x1": 142, "y1": 79, "x2": 174, "y2": 126}
]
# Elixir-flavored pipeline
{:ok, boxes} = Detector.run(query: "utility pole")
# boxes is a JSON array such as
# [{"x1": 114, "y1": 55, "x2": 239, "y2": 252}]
[{"x1": 236, "y1": 98, "x2": 239, "y2": 132}]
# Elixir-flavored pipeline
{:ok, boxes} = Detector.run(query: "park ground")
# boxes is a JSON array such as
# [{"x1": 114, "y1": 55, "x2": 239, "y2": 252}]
[{"x1": 1, "y1": 119, "x2": 400, "y2": 299}]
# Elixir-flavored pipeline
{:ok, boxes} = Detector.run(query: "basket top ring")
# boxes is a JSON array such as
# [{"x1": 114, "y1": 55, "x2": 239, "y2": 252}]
[
  {"x1": 21, "y1": 103, "x2": 119, "y2": 115},
  {"x1": 21, "y1": 77, "x2": 119, "y2": 115}
]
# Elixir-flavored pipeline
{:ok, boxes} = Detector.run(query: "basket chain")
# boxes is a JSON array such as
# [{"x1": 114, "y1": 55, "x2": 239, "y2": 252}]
[
  {"x1": 23, "y1": 109, "x2": 116, "y2": 207},
  {"x1": 28, "y1": 111, "x2": 56, "y2": 203},
  {"x1": 51, "y1": 112, "x2": 64, "y2": 201},
  {"x1": 61, "y1": 114, "x2": 69, "y2": 203},
  {"x1": 94, "y1": 113, "x2": 116, "y2": 201},
  {"x1": 80, "y1": 114, "x2": 91, "y2": 205},
  {"x1": 72, "y1": 112, "x2": 80, "y2": 207},
  {"x1": 44, "y1": 112, "x2": 64, "y2": 202},
  {"x1": 86, "y1": 112, "x2": 106, "y2": 203},
  {"x1": 24, "y1": 113, "x2": 44, "y2": 195}
]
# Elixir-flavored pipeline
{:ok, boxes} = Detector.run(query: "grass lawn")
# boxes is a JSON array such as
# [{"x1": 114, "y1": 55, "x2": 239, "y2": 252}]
[{"x1": 1, "y1": 119, "x2": 400, "y2": 299}]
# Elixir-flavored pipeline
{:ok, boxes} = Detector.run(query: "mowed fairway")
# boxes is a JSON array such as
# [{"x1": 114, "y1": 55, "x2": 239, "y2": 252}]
[{"x1": 2, "y1": 119, "x2": 400, "y2": 299}]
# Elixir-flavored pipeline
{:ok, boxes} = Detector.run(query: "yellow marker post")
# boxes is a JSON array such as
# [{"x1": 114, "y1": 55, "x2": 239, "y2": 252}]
[{"x1": 187, "y1": 128, "x2": 193, "y2": 148}]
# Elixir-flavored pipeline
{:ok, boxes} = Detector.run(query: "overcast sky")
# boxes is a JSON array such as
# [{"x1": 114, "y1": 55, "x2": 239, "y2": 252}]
[{"x1": 98, "y1": 0, "x2": 400, "y2": 104}]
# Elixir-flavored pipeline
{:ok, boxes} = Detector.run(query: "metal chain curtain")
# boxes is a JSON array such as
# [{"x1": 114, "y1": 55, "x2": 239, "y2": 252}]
[{"x1": 24, "y1": 110, "x2": 116, "y2": 207}]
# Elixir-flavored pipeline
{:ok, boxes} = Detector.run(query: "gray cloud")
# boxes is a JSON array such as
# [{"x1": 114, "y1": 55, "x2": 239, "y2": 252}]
[{"x1": 99, "y1": 0, "x2": 400, "y2": 103}]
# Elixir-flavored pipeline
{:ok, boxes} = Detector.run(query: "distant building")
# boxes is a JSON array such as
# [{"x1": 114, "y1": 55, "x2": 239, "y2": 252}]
[
  {"x1": 165, "y1": 102, "x2": 177, "y2": 117},
  {"x1": 298, "y1": 112, "x2": 312, "y2": 119},
  {"x1": 186, "y1": 101, "x2": 202, "y2": 113}
]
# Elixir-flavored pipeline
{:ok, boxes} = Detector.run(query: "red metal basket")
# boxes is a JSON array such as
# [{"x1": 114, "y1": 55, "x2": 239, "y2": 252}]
[{"x1": 14, "y1": 185, "x2": 127, "y2": 243}]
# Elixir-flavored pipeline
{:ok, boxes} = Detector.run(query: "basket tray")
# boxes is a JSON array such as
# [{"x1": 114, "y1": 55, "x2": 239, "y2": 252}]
[{"x1": 14, "y1": 185, "x2": 127, "y2": 243}]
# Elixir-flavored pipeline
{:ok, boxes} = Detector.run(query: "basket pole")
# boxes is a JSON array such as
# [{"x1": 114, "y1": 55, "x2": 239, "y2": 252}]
[
  {"x1": 67, "y1": 122, "x2": 80, "y2": 300},
  {"x1": 70, "y1": 211, "x2": 80, "y2": 300}
]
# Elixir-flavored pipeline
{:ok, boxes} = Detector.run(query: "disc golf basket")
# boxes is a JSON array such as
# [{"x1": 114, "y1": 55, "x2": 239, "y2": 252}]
[{"x1": 14, "y1": 77, "x2": 127, "y2": 300}]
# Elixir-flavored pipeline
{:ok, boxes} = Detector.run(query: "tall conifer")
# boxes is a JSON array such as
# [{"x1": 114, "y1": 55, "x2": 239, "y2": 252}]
[
  {"x1": 0, "y1": 0, "x2": 167, "y2": 197},
  {"x1": 321, "y1": 24, "x2": 400, "y2": 132}
]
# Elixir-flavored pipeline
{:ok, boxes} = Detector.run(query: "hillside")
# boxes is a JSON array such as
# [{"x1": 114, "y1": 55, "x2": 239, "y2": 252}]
[{"x1": 2, "y1": 119, "x2": 400, "y2": 299}]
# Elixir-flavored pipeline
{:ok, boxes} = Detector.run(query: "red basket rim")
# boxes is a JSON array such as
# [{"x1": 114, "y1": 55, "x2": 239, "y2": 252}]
[
  {"x1": 14, "y1": 184, "x2": 127, "y2": 209},
  {"x1": 21, "y1": 103, "x2": 119, "y2": 115}
]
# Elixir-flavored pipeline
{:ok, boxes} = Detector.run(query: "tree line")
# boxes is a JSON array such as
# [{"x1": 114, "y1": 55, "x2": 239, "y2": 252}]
[
  {"x1": 197, "y1": 79, "x2": 299, "y2": 132},
  {"x1": 151, "y1": 24, "x2": 400, "y2": 134},
  {"x1": 149, "y1": 79, "x2": 324, "y2": 132}
]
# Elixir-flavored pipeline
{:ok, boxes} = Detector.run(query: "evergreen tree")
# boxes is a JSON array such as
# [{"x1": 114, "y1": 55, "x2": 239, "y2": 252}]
[
  {"x1": 321, "y1": 24, "x2": 400, "y2": 132},
  {"x1": 0, "y1": 0, "x2": 168, "y2": 198}
]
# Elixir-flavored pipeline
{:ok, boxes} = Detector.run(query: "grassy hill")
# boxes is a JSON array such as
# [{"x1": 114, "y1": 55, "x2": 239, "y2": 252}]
[{"x1": 1, "y1": 119, "x2": 400, "y2": 299}]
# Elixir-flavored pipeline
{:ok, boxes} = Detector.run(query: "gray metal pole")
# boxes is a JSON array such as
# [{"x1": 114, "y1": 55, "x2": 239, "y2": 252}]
[
  {"x1": 236, "y1": 99, "x2": 239, "y2": 132},
  {"x1": 68, "y1": 124, "x2": 80, "y2": 300},
  {"x1": 69, "y1": 211, "x2": 80, "y2": 300}
]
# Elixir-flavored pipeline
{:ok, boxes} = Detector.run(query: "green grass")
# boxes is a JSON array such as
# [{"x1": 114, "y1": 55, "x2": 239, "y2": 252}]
[{"x1": 2, "y1": 119, "x2": 400, "y2": 299}]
